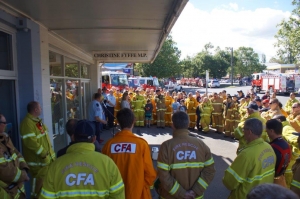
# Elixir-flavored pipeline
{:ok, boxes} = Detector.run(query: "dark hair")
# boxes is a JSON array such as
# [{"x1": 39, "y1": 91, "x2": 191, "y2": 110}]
[
  {"x1": 27, "y1": 101, "x2": 39, "y2": 113},
  {"x1": 272, "y1": 114, "x2": 286, "y2": 122},
  {"x1": 117, "y1": 108, "x2": 135, "y2": 129},
  {"x1": 122, "y1": 92, "x2": 128, "y2": 101},
  {"x1": 247, "y1": 183, "x2": 299, "y2": 199},
  {"x1": 172, "y1": 111, "x2": 189, "y2": 129},
  {"x1": 66, "y1": 119, "x2": 78, "y2": 137},
  {"x1": 266, "y1": 119, "x2": 282, "y2": 135},
  {"x1": 94, "y1": 93, "x2": 101, "y2": 100}
]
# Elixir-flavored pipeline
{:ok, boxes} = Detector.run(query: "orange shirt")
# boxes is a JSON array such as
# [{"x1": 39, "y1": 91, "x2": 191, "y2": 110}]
[{"x1": 102, "y1": 130, "x2": 156, "y2": 199}]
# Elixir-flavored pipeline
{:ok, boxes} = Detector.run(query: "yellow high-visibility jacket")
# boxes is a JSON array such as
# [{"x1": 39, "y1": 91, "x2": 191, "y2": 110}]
[
  {"x1": 40, "y1": 143, "x2": 125, "y2": 199},
  {"x1": 20, "y1": 113, "x2": 55, "y2": 169}
]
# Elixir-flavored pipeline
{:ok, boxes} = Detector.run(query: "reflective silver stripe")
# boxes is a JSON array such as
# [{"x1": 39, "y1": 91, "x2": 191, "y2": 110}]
[
  {"x1": 21, "y1": 133, "x2": 36, "y2": 139},
  {"x1": 36, "y1": 146, "x2": 43, "y2": 155},
  {"x1": 27, "y1": 162, "x2": 49, "y2": 167},
  {"x1": 36, "y1": 132, "x2": 48, "y2": 139},
  {"x1": 12, "y1": 168, "x2": 21, "y2": 182},
  {"x1": 31, "y1": 178, "x2": 36, "y2": 197}
]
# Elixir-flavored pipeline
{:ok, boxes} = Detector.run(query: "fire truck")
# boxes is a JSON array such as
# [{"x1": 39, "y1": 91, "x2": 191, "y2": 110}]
[
  {"x1": 101, "y1": 71, "x2": 129, "y2": 91},
  {"x1": 252, "y1": 73, "x2": 300, "y2": 94},
  {"x1": 138, "y1": 76, "x2": 159, "y2": 90}
]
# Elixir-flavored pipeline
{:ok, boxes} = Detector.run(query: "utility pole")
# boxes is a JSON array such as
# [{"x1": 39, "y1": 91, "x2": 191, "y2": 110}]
[{"x1": 231, "y1": 47, "x2": 233, "y2": 86}]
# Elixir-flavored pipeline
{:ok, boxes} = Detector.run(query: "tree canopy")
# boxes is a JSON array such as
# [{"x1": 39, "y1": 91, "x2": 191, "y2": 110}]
[
  {"x1": 135, "y1": 35, "x2": 181, "y2": 78},
  {"x1": 273, "y1": 0, "x2": 300, "y2": 64}
]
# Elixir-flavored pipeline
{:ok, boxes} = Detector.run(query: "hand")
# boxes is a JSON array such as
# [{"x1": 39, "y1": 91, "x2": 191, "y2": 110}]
[
  {"x1": 184, "y1": 190, "x2": 196, "y2": 199},
  {"x1": 102, "y1": 120, "x2": 107, "y2": 125}
]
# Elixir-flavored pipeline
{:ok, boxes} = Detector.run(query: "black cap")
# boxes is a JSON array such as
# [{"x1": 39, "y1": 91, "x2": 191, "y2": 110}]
[
  {"x1": 156, "y1": 89, "x2": 161, "y2": 92},
  {"x1": 74, "y1": 120, "x2": 95, "y2": 139},
  {"x1": 255, "y1": 98, "x2": 262, "y2": 102},
  {"x1": 247, "y1": 102, "x2": 258, "y2": 110}
]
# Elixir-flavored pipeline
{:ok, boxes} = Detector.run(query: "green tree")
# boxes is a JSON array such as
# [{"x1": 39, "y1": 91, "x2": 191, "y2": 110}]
[
  {"x1": 135, "y1": 35, "x2": 181, "y2": 78},
  {"x1": 274, "y1": 0, "x2": 300, "y2": 64},
  {"x1": 234, "y1": 47, "x2": 266, "y2": 77}
]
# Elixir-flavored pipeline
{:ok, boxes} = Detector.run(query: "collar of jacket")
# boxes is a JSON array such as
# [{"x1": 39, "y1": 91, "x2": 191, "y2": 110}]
[
  {"x1": 66, "y1": 142, "x2": 95, "y2": 154},
  {"x1": 282, "y1": 120, "x2": 291, "y2": 127},
  {"x1": 243, "y1": 138, "x2": 264, "y2": 150},
  {"x1": 173, "y1": 129, "x2": 189, "y2": 137},
  {"x1": 115, "y1": 129, "x2": 135, "y2": 137},
  {"x1": 27, "y1": 113, "x2": 41, "y2": 122},
  {"x1": 249, "y1": 111, "x2": 261, "y2": 118}
]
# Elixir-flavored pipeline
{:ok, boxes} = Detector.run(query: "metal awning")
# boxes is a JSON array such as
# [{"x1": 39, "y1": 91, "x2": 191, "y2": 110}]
[{"x1": 1, "y1": 0, "x2": 188, "y2": 63}]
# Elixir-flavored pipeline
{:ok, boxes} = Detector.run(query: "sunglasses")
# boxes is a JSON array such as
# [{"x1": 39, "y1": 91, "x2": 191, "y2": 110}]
[
  {"x1": 292, "y1": 106, "x2": 298, "y2": 109},
  {"x1": 269, "y1": 102, "x2": 274, "y2": 104},
  {"x1": 0, "y1": 122, "x2": 7, "y2": 124}
]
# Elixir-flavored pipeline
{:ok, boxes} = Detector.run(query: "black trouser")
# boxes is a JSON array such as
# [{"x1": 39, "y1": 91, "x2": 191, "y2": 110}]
[
  {"x1": 196, "y1": 114, "x2": 201, "y2": 129},
  {"x1": 106, "y1": 106, "x2": 115, "y2": 128},
  {"x1": 93, "y1": 121, "x2": 102, "y2": 141}
]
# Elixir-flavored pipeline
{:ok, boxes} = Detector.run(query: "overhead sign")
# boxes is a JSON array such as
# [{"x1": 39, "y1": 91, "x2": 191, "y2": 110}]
[{"x1": 93, "y1": 51, "x2": 150, "y2": 62}]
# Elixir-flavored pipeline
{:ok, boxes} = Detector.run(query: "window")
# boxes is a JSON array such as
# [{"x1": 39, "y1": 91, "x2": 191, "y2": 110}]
[
  {"x1": 0, "y1": 31, "x2": 13, "y2": 70},
  {"x1": 65, "y1": 57, "x2": 79, "y2": 78},
  {"x1": 49, "y1": 52, "x2": 63, "y2": 76}
]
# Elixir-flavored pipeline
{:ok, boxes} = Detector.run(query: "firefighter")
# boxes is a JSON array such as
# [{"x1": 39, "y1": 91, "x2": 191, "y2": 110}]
[
  {"x1": 131, "y1": 88, "x2": 146, "y2": 127},
  {"x1": 200, "y1": 97, "x2": 213, "y2": 133},
  {"x1": 223, "y1": 118, "x2": 276, "y2": 199},
  {"x1": 285, "y1": 92, "x2": 299, "y2": 115},
  {"x1": 239, "y1": 95, "x2": 251, "y2": 120},
  {"x1": 261, "y1": 98, "x2": 282, "y2": 120},
  {"x1": 155, "y1": 90, "x2": 166, "y2": 128},
  {"x1": 273, "y1": 115, "x2": 300, "y2": 188},
  {"x1": 185, "y1": 92, "x2": 198, "y2": 130},
  {"x1": 40, "y1": 120, "x2": 125, "y2": 199},
  {"x1": 211, "y1": 92, "x2": 224, "y2": 134},
  {"x1": 102, "y1": 108, "x2": 156, "y2": 199},
  {"x1": 151, "y1": 94, "x2": 157, "y2": 125},
  {"x1": 164, "y1": 91, "x2": 173, "y2": 127},
  {"x1": 224, "y1": 96, "x2": 239, "y2": 138},
  {"x1": 287, "y1": 102, "x2": 300, "y2": 132},
  {"x1": 291, "y1": 132, "x2": 300, "y2": 197},
  {"x1": 157, "y1": 111, "x2": 215, "y2": 199},
  {"x1": 0, "y1": 114, "x2": 29, "y2": 199},
  {"x1": 234, "y1": 102, "x2": 269, "y2": 154},
  {"x1": 20, "y1": 101, "x2": 56, "y2": 199}
]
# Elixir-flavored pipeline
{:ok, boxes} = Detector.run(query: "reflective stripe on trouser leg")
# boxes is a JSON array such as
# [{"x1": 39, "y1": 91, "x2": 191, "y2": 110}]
[
  {"x1": 189, "y1": 115, "x2": 195, "y2": 128},
  {"x1": 201, "y1": 116, "x2": 210, "y2": 132},
  {"x1": 134, "y1": 111, "x2": 139, "y2": 126},
  {"x1": 31, "y1": 178, "x2": 36, "y2": 197},
  {"x1": 138, "y1": 110, "x2": 145, "y2": 126},
  {"x1": 165, "y1": 113, "x2": 171, "y2": 126},
  {"x1": 157, "y1": 111, "x2": 165, "y2": 127},
  {"x1": 225, "y1": 121, "x2": 234, "y2": 136},
  {"x1": 216, "y1": 115, "x2": 224, "y2": 132}
]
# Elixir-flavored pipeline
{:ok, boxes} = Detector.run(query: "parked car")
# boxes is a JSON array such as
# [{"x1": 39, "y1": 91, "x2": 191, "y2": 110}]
[{"x1": 208, "y1": 80, "x2": 220, "y2": 88}]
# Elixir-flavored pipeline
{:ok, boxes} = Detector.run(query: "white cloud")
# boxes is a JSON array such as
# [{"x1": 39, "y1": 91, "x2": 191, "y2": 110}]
[{"x1": 171, "y1": 2, "x2": 290, "y2": 62}]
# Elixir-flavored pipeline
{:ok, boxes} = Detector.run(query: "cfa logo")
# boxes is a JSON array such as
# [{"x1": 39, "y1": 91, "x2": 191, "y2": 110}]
[
  {"x1": 65, "y1": 173, "x2": 94, "y2": 186},
  {"x1": 111, "y1": 143, "x2": 136, "y2": 153},
  {"x1": 176, "y1": 151, "x2": 196, "y2": 160}
]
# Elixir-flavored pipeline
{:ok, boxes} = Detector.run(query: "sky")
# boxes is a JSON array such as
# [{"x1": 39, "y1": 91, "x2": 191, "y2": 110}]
[{"x1": 171, "y1": 0, "x2": 294, "y2": 62}]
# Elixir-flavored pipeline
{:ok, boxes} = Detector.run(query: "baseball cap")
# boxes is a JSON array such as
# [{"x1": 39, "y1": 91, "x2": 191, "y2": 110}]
[
  {"x1": 255, "y1": 98, "x2": 262, "y2": 102},
  {"x1": 245, "y1": 95, "x2": 251, "y2": 99},
  {"x1": 156, "y1": 89, "x2": 161, "y2": 93},
  {"x1": 262, "y1": 99, "x2": 269, "y2": 104},
  {"x1": 247, "y1": 102, "x2": 258, "y2": 110},
  {"x1": 237, "y1": 90, "x2": 242, "y2": 93},
  {"x1": 74, "y1": 120, "x2": 95, "y2": 139},
  {"x1": 233, "y1": 94, "x2": 238, "y2": 97}
]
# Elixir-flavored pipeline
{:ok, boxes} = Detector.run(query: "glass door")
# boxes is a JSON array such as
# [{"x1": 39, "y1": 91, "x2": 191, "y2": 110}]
[
  {"x1": 81, "y1": 81, "x2": 91, "y2": 119},
  {"x1": 0, "y1": 80, "x2": 18, "y2": 148}
]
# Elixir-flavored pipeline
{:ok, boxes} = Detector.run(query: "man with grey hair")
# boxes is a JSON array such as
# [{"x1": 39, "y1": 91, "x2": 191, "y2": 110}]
[
  {"x1": 223, "y1": 118, "x2": 276, "y2": 199},
  {"x1": 157, "y1": 111, "x2": 215, "y2": 199},
  {"x1": 234, "y1": 102, "x2": 269, "y2": 154}
]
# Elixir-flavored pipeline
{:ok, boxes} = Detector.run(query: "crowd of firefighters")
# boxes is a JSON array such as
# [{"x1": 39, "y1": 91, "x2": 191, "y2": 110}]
[{"x1": 105, "y1": 86, "x2": 300, "y2": 195}]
